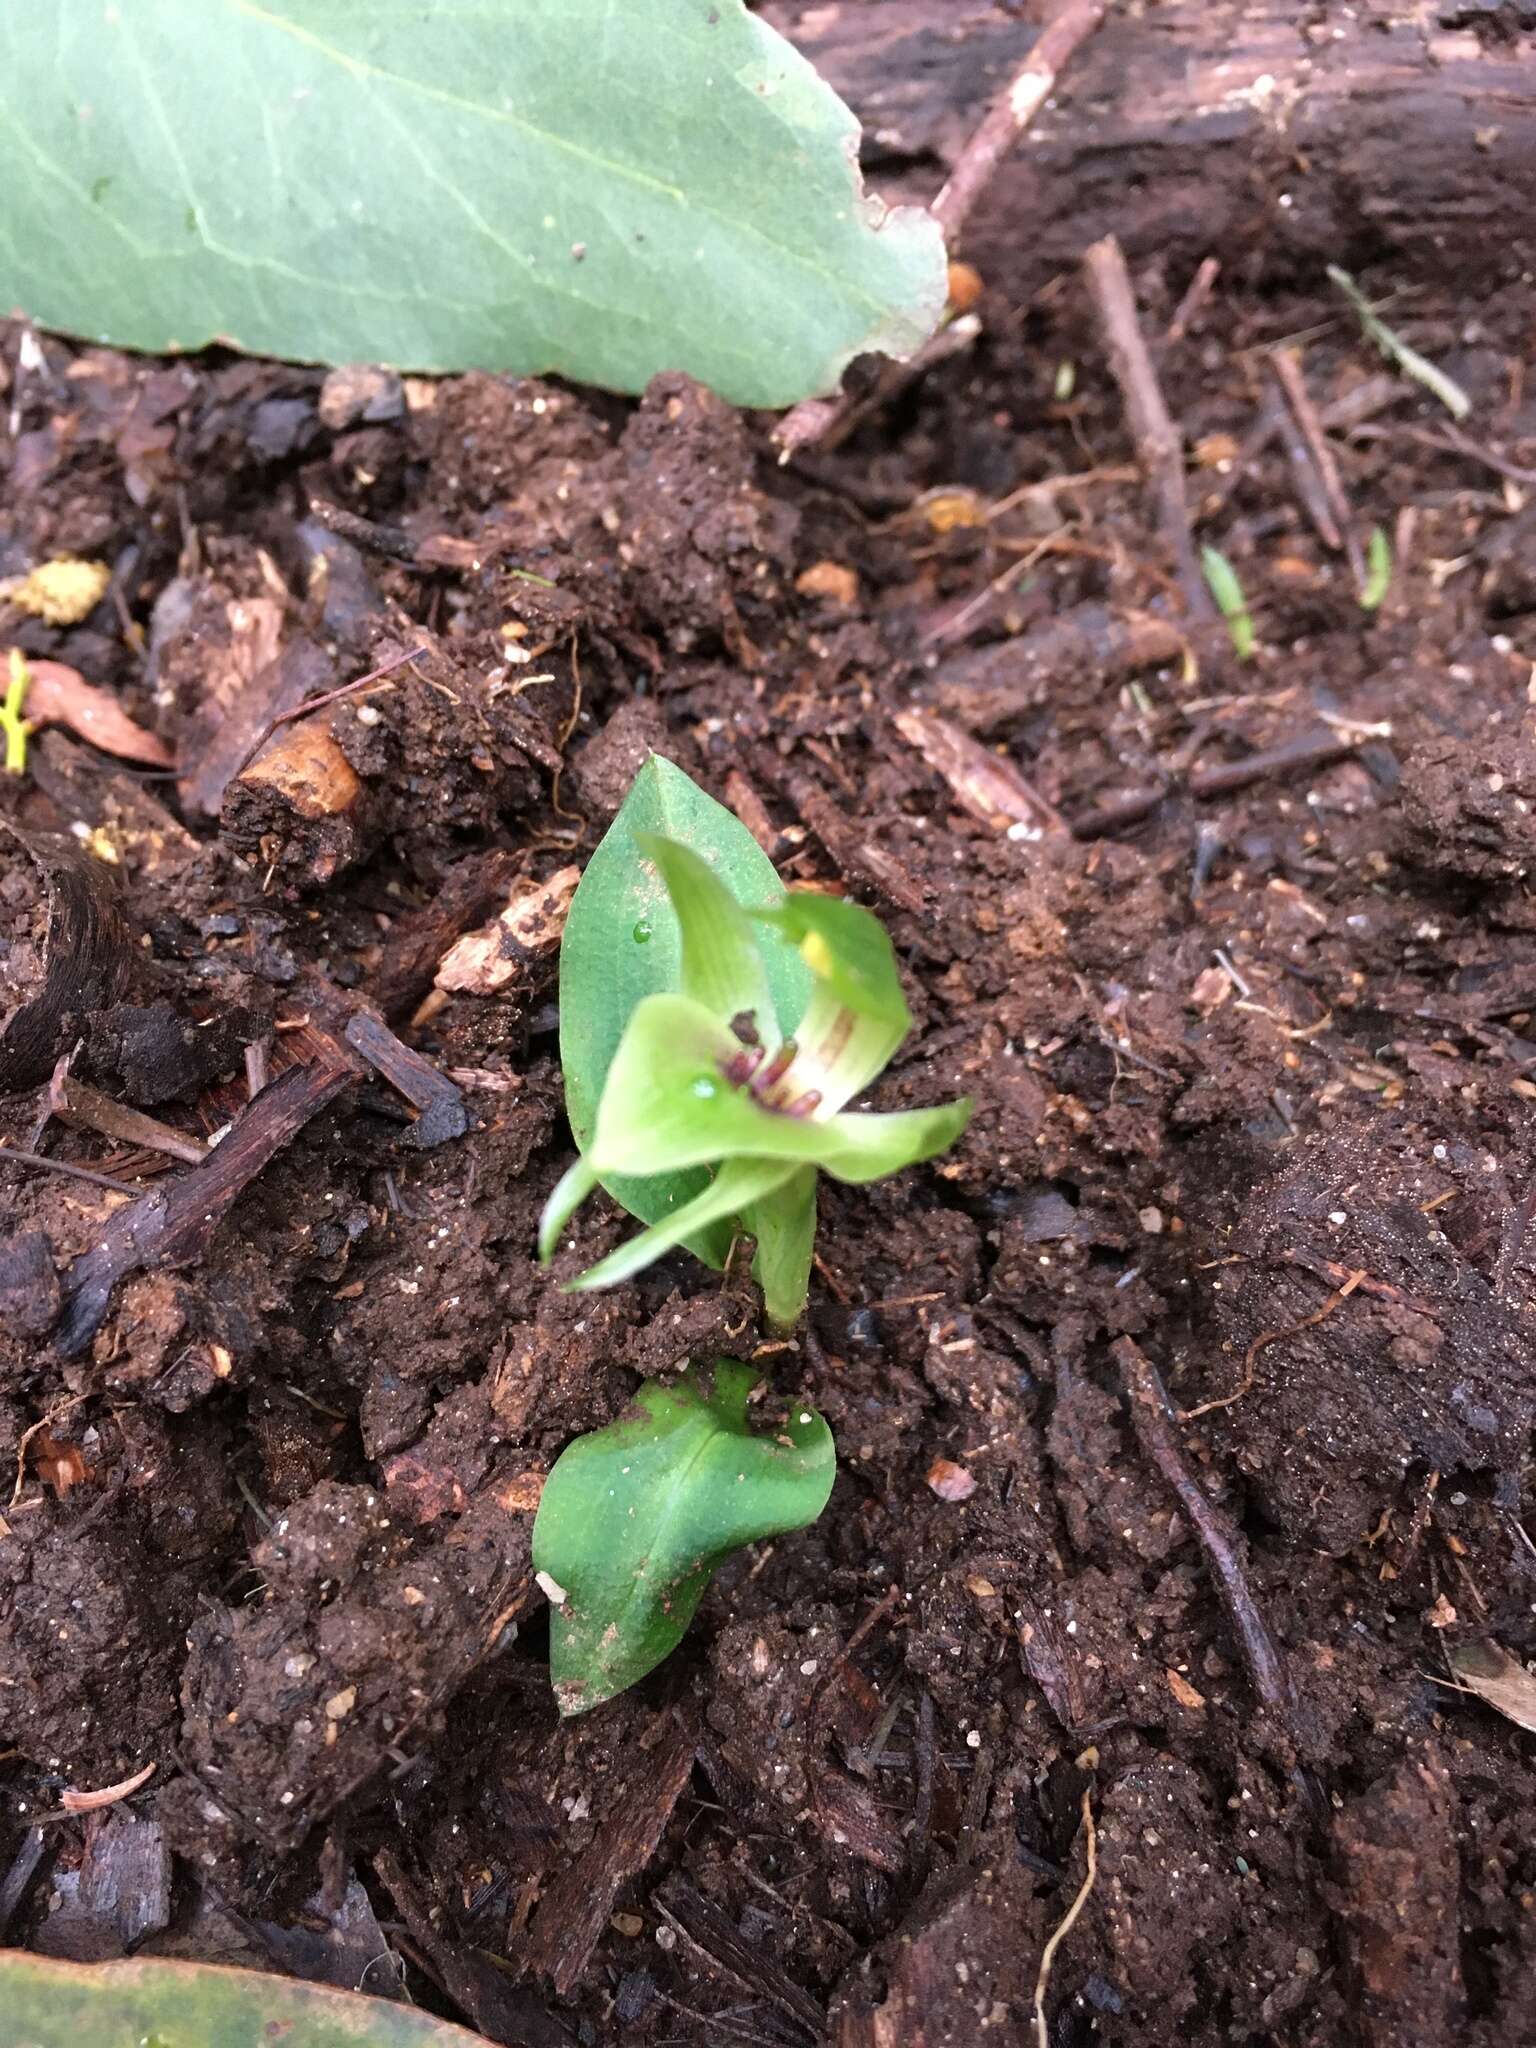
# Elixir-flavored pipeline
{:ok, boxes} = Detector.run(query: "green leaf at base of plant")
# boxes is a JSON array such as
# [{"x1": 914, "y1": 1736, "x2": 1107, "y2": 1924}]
[
  {"x1": 532, "y1": 1359, "x2": 834, "y2": 1715},
  {"x1": 0, "y1": 1950, "x2": 493, "y2": 2048},
  {"x1": 0, "y1": 1, "x2": 945, "y2": 407}
]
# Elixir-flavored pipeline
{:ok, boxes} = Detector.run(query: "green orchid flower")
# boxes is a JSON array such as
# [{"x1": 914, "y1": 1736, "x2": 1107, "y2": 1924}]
[{"x1": 539, "y1": 758, "x2": 970, "y2": 1325}]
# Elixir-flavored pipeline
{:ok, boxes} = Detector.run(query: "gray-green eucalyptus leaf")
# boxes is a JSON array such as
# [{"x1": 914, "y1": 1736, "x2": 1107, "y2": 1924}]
[
  {"x1": 0, "y1": 1950, "x2": 494, "y2": 2048},
  {"x1": 0, "y1": 0, "x2": 946, "y2": 407}
]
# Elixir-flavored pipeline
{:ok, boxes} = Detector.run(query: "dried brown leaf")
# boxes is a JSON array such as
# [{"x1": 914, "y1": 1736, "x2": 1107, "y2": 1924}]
[
  {"x1": 25, "y1": 659, "x2": 174, "y2": 767},
  {"x1": 1447, "y1": 1639, "x2": 1536, "y2": 1734}
]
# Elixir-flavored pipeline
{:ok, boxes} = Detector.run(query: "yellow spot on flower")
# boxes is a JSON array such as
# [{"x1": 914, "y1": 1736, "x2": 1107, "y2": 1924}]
[{"x1": 799, "y1": 930, "x2": 834, "y2": 980}]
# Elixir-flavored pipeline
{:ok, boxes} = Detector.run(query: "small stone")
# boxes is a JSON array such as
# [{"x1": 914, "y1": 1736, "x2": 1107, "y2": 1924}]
[
  {"x1": 318, "y1": 362, "x2": 406, "y2": 430},
  {"x1": 926, "y1": 1458, "x2": 977, "y2": 1503},
  {"x1": 795, "y1": 559, "x2": 859, "y2": 608}
]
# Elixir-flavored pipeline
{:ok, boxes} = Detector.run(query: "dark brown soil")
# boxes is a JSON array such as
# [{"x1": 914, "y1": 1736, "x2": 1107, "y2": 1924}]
[{"x1": 4, "y1": 239, "x2": 1536, "y2": 2048}]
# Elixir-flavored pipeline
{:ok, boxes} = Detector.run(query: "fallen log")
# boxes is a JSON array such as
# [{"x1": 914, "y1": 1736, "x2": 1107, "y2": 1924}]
[{"x1": 771, "y1": 2, "x2": 1536, "y2": 298}]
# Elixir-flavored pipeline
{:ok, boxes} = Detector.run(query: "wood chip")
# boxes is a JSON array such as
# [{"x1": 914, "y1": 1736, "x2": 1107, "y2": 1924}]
[
  {"x1": 1166, "y1": 1667, "x2": 1207, "y2": 1710},
  {"x1": 434, "y1": 866, "x2": 580, "y2": 996},
  {"x1": 795, "y1": 560, "x2": 860, "y2": 607},
  {"x1": 524, "y1": 1714, "x2": 696, "y2": 1994},
  {"x1": 894, "y1": 707, "x2": 1066, "y2": 837},
  {"x1": 1447, "y1": 1639, "x2": 1536, "y2": 1732},
  {"x1": 58, "y1": 1761, "x2": 157, "y2": 1815}
]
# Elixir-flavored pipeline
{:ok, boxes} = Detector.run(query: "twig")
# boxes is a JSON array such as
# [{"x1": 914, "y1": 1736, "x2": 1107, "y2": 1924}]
[
  {"x1": 1070, "y1": 725, "x2": 1361, "y2": 838},
  {"x1": 1270, "y1": 349, "x2": 1365, "y2": 589},
  {"x1": 48, "y1": 1061, "x2": 208, "y2": 1167},
  {"x1": 54, "y1": 1048, "x2": 356, "y2": 1355},
  {"x1": 1033, "y1": 1784, "x2": 1098, "y2": 2048},
  {"x1": 0, "y1": 1143, "x2": 140, "y2": 1195},
  {"x1": 306, "y1": 498, "x2": 419, "y2": 564},
  {"x1": 1349, "y1": 419, "x2": 1536, "y2": 489},
  {"x1": 1166, "y1": 257, "x2": 1220, "y2": 343},
  {"x1": 1180, "y1": 1269, "x2": 1366, "y2": 1419},
  {"x1": 226, "y1": 644, "x2": 427, "y2": 786},
  {"x1": 774, "y1": 0, "x2": 1109, "y2": 455},
  {"x1": 931, "y1": 0, "x2": 1109, "y2": 243},
  {"x1": 1111, "y1": 1337, "x2": 1292, "y2": 1717},
  {"x1": 1082, "y1": 235, "x2": 1213, "y2": 619},
  {"x1": 56, "y1": 1761, "x2": 157, "y2": 1817},
  {"x1": 1266, "y1": 387, "x2": 1345, "y2": 553}
]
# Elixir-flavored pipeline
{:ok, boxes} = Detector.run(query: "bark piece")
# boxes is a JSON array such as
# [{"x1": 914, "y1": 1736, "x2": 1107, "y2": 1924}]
[
  {"x1": 0, "y1": 1228, "x2": 61, "y2": 1336},
  {"x1": 1334, "y1": 1750, "x2": 1463, "y2": 2048},
  {"x1": 922, "y1": 605, "x2": 1184, "y2": 735},
  {"x1": 772, "y1": 3, "x2": 1536, "y2": 302},
  {"x1": 371, "y1": 850, "x2": 518, "y2": 1021},
  {"x1": 0, "y1": 820, "x2": 132, "y2": 1097},
  {"x1": 48, "y1": 1065, "x2": 209, "y2": 1167},
  {"x1": 55, "y1": 1048, "x2": 356, "y2": 1355},
  {"x1": 344, "y1": 1010, "x2": 468, "y2": 1148},
  {"x1": 223, "y1": 717, "x2": 365, "y2": 887},
  {"x1": 433, "y1": 867, "x2": 580, "y2": 997},
  {"x1": 32, "y1": 1815, "x2": 171, "y2": 1962},
  {"x1": 523, "y1": 1714, "x2": 697, "y2": 1996}
]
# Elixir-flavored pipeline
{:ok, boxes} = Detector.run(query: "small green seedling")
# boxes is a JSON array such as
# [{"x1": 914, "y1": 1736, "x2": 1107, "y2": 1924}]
[
  {"x1": 539, "y1": 756, "x2": 971, "y2": 1326},
  {"x1": 1201, "y1": 545, "x2": 1256, "y2": 661},
  {"x1": 1360, "y1": 525, "x2": 1393, "y2": 612},
  {"x1": 1327, "y1": 266, "x2": 1470, "y2": 422},
  {"x1": 532, "y1": 1359, "x2": 834, "y2": 1715},
  {"x1": 1, "y1": 648, "x2": 33, "y2": 774}
]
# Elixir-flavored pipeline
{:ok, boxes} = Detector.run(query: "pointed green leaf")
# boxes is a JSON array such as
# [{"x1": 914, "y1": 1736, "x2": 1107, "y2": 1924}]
[
  {"x1": 742, "y1": 1164, "x2": 818, "y2": 1329},
  {"x1": 559, "y1": 757, "x2": 811, "y2": 1263},
  {"x1": 538, "y1": 1153, "x2": 601, "y2": 1264},
  {"x1": 636, "y1": 832, "x2": 776, "y2": 1041},
  {"x1": 533, "y1": 1360, "x2": 834, "y2": 1715},
  {"x1": 0, "y1": 0, "x2": 946, "y2": 409},
  {"x1": 0, "y1": 1950, "x2": 493, "y2": 2048},
  {"x1": 568, "y1": 1154, "x2": 800, "y2": 1294},
  {"x1": 755, "y1": 892, "x2": 911, "y2": 1030},
  {"x1": 753, "y1": 891, "x2": 911, "y2": 1111}
]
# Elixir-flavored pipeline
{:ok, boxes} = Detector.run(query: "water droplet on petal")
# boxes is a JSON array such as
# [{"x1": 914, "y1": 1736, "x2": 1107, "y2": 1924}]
[
  {"x1": 632, "y1": 918, "x2": 652, "y2": 943},
  {"x1": 691, "y1": 1075, "x2": 719, "y2": 1099}
]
